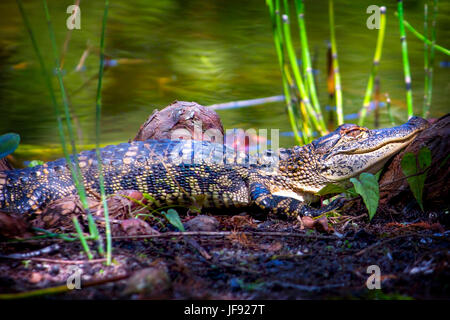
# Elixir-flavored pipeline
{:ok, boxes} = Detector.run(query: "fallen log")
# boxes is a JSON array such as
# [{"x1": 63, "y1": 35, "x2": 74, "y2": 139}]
[{"x1": 379, "y1": 114, "x2": 449, "y2": 212}]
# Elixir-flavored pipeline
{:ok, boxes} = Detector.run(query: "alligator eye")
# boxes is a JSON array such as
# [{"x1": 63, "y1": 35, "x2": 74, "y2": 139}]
[
  {"x1": 344, "y1": 127, "x2": 368, "y2": 139},
  {"x1": 347, "y1": 129, "x2": 361, "y2": 137}
]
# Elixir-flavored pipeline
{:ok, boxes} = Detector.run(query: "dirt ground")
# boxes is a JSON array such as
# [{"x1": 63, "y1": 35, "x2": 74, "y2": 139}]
[{"x1": 0, "y1": 203, "x2": 448, "y2": 300}]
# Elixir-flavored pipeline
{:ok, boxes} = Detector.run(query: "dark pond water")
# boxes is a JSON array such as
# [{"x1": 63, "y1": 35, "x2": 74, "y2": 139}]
[{"x1": 0, "y1": 0, "x2": 449, "y2": 161}]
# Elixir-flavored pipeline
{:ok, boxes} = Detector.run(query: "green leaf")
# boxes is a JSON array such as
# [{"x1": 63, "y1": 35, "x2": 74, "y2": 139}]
[
  {"x1": 418, "y1": 146, "x2": 432, "y2": 169},
  {"x1": 350, "y1": 172, "x2": 380, "y2": 220},
  {"x1": 0, "y1": 133, "x2": 20, "y2": 159},
  {"x1": 316, "y1": 183, "x2": 347, "y2": 196},
  {"x1": 27, "y1": 160, "x2": 44, "y2": 167},
  {"x1": 162, "y1": 209, "x2": 185, "y2": 232},
  {"x1": 400, "y1": 147, "x2": 431, "y2": 211},
  {"x1": 345, "y1": 187, "x2": 358, "y2": 198},
  {"x1": 375, "y1": 170, "x2": 382, "y2": 181}
]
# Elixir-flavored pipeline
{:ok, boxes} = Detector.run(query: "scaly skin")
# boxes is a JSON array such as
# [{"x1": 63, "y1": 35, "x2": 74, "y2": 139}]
[{"x1": 0, "y1": 117, "x2": 428, "y2": 218}]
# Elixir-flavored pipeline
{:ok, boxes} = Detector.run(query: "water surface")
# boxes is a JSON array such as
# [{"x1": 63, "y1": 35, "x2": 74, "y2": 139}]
[{"x1": 0, "y1": 0, "x2": 448, "y2": 162}]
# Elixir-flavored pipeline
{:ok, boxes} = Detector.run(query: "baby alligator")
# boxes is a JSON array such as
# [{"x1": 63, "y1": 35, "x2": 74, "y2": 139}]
[{"x1": 0, "y1": 117, "x2": 428, "y2": 218}]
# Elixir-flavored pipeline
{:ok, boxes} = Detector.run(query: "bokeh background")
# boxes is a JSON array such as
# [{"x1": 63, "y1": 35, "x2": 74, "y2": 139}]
[{"x1": 0, "y1": 0, "x2": 449, "y2": 161}]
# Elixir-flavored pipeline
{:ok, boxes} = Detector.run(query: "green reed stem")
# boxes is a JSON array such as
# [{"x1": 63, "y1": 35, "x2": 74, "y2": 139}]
[
  {"x1": 424, "y1": 0, "x2": 438, "y2": 118},
  {"x1": 359, "y1": 6, "x2": 386, "y2": 126},
  {"x1": 72, "y1": 216, "x2": 93, "y2": 260},
  {"x1": 16, "y1": 0, "x2": 71, "y2": 177},
  {"x1": 395, "y1": 12, "x2": 448, "y2": 56},
  {"x1": 397, "y1": 0, "x2": 414, "y2": 118},
  {"x1": 42, "y1": 0, "x2": 89, "y2": 208},
  {"x1": 95, "y1": 0, "x2": 112, "y2": 265},
  {"x1": 373, "y1": 76, "x2": 381, "y2": 128},
  {"x1": 17, "y1": 1, "x2": 96, "y2": 252},
  {"x1": 279, "y1": 0, "x2": 326, "y2": 136},
  {"x1": 328, "y1": 0, "x2": 343, "y2": 125},
  {"x1": 267, "y1": 0, "x2": 304, "y2": 144},
  {"x1": 87, "y1": 213, "x2": 104, "y2": 255},
  {"x1": 385, "y1": 93, "x2": 395, "y2": 126},
  {"x1": 42, "y1": 0, "x2": 103, "y2": 258},
  {"x1": 423, "y1": 4, "x2": 429, "y2": 114},
  {"x1": 294, "y1": 0, "x2": 323, "y2": 123}
]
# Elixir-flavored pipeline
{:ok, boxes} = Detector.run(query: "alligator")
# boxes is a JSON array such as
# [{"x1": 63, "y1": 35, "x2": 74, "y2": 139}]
[{"x1": 0, "y1": 117, "x2": 428, "y2": 218}]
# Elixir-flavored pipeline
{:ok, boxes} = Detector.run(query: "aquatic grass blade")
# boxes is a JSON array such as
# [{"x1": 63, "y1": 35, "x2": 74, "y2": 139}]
[
  {"x1": 41, "y1": 0, "x2": 104, "y2": 257},
  {"x1": 16, "y1": 0, "x2": 72, "y2": 172},
  {"x1": 294, "y1": 0, "x2": 322, "y2": 119},
  {"x1": 397, "y1": 9, "x2": 448, "y2": 56},
  {"x1": 397, "y1": 0, "x2": 414, "y2": 118},
  {"x1": 41, "y1": 0, "x2": 91, "y2": 209},
  {"x1": 424, "y1": 0, "x2": 438, "y2": 118},
  {"x1": 328, "y1": 0, "x2": 343, "y2": 125},
  {"x1": 72, "y1": 216, "x2": 93, "y2": 260},
  {"x1": 266, "y1": 0, "x2": 304, "y2": 144},
  {"x1": 95, "y1": 0, "x2": 112, "y2": 265},
  {"x1": 280, "y1": 0, "x2": 326, "y2": 135},
  {"x1": 359, "y1": 7, "x2": 386, "y2": 126},
  {"x1": 423, "y1": 3, "x2": 430, "y2": 114},
  {"x1": 385, "y1": 93, "x2": 395, "y2": 126}
]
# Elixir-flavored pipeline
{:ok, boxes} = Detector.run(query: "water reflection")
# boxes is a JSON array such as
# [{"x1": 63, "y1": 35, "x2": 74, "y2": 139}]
[{"x1": 0, "y1": 0, "x2": 448, "y2": 162}]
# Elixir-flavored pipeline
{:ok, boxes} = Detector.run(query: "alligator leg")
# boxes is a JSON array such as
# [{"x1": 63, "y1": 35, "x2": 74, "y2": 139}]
[{"x1": 249, "y1": 181, "x2": 344, "y2": 218}]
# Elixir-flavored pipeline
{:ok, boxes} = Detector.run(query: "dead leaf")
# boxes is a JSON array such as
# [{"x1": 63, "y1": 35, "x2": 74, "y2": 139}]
[
  {"x1": 260, "y1": 241, "x2": 283, "y2": 252},
  {"x1": 29, "y1": 272, "x2": 43, "y2": 284},
  {"x1": 300, "y1": 216, "x2": 333, "y2": 233},
  {"x1": 113, "y1": 218, "x2": 160, "y2": 237}
]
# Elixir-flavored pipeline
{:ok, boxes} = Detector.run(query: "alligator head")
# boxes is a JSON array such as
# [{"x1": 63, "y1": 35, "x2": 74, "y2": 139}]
[{"x1": 279, "y1": 116, "x2": 429, "y2": 194}]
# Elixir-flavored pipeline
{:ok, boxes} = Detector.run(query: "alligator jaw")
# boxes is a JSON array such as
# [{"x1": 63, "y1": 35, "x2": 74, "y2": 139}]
[{"x1": 319, "y1": 116, "x2": 429, "y2": 183}]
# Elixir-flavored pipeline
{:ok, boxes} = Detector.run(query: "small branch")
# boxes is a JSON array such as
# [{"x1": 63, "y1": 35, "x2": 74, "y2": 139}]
[
  {"x1": 0, "y1": 244, "x2": 60, "y2": 260},
  {"x1": 111, "y1": 230, "x2": 336, "y2": 240},
  {"x1": 0, "y1": 273, "x2": 129, "y2": 300},
  {"x1": 394, "y1": 11, "x2": 449, "y2": 56},
  {"x1": 208, "y1": 95, "x2": 285, "y2": 110},
  {"x1": 28, "y1": 257, "x2": 106, "y2": 264}
]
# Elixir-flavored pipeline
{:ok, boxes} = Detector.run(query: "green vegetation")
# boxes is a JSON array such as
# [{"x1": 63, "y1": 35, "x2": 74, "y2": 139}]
[
  {"x1": 0, "y1": 133, "x2": 20, "y2": 159},
  {"x1": 401, "y1": 146, "x2": 432, "y2": 211},
  {"x1": 267, "y1": 0, "x2": 448, "y2": 140},
  {"x1": 16, "y1": 0, "x2": 111, "y2": 263},
  {"x1": 4, "y1": 1, "x2": 446, "y2": 262},
  {"x1": 266, "y1": 0, "x2": 327, "y2": 144},
  {"x1": 119, "y1": 193, "x2": 186, "y2": 231},
  {"x1": 328, "y1": 0, "x2": 343, "y2": 126},
  {"x1": 162, "y1": 209, "x2": 185, "y2": 232},
  {"x1": 94, "y1": 0, "x2": 112, "y2": 265},
  {"x1": 27, "y1": 160, "x2": 44, "y2": 167},
  {"x1": 396, "y1": 0, "x2": 413, "y2": 119},
  {"x1": 350, "y1": 173, "x2": 380, "y2": 221},
  {"x1": 359, "y1": 6, "x2": 386, "y2": 126}
]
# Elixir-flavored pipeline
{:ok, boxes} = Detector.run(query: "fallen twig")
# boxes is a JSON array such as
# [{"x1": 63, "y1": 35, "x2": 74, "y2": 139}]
[
  {"x1": 0, "y1": 244, "x2": 60, "y2": 260},
  {"x1": 184, "y1": 237, "x2": 212, "y2": 260},
  {"x1": 111, "y1": 230, "x2": 337, "y2": 240},
  {"x1": 0, "y1": 273, "x2": 129, "y2": 300},
  {"x1": 28, "y1": 257, "x2": 107, "y2": 264}
]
